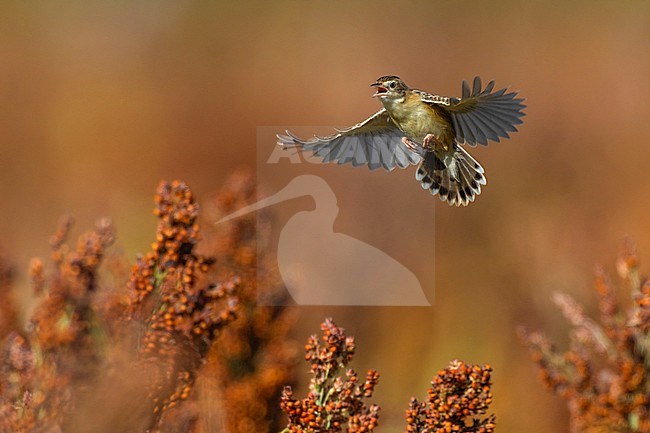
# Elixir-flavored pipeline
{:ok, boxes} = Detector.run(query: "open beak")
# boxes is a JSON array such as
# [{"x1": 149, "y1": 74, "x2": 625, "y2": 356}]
[{"x1": 370, "y1": 82, "x2": 387, "y2": 97}]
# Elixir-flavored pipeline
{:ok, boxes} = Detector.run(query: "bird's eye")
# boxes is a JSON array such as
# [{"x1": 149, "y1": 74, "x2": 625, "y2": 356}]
[{"x1": 388, "y1": 81, "x2": 397, "y2": 90}]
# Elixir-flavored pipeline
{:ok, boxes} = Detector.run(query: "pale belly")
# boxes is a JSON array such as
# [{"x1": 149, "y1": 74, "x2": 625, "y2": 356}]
[{"x1": 385, "y1": 102, "x2": 453, "y2": 145}]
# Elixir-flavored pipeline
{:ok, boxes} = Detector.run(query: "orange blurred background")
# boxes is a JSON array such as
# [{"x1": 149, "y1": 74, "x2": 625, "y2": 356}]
[{"x1": 1, "y1": 1, "x2": 648, "y2": 431}]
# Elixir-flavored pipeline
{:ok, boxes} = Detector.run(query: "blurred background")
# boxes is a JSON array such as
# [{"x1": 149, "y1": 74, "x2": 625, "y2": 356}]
[{"x1": 1, "y1": 1, "x2": 648, "y2": 431}]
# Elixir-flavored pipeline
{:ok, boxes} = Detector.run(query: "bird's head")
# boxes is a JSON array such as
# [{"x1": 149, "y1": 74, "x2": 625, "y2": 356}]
[{"x1": 371, "y1": 75, "x2": 408, "y2": 99}]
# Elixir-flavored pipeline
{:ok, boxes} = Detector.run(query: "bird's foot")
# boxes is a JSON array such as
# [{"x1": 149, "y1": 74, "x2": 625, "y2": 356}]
[
  {"x1": 422, "y1": 133, "x2": 444, "y2": 151},
  {"x1": 401, "y1": 136, "x2": 420, "y2": 152}
]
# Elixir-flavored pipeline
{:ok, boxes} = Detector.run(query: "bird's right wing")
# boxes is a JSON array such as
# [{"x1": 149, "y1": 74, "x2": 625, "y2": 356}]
[{"x1": 277, "y1": 109, "x2": 422, "y2": 171}]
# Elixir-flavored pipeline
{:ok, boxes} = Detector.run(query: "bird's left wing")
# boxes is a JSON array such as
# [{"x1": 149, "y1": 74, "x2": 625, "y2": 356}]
[
  {"x1": 277, "y1": 109, "x2": 421, "y2": 171},
  {"x1": 420, "y1": 77, "x2": 526, "y2": 147}
]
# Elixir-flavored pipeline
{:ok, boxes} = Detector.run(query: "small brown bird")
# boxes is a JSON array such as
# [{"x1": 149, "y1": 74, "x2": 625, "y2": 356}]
[{"x1": 278, "y1": 76, "x2": 525, "y2": 206}]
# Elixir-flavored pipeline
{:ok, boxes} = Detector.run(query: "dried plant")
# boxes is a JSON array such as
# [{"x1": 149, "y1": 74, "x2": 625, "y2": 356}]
[
  {"x1": 280, "y1": 319, "x2": 498, "y2": 433},
  {"x1": 404, "y1": 360, "x2": 495, "y2": 433},
  {"x1": 200, "y1": 169, "x2": 298, "y2": 433},
  {"x1": 125, "y1": 180, "x2": 239, "y2": 432},
  {"x1": 280, "y1": 318, "x2": 380, "y2": 433},
  {"x1": 0, "y1": 216, "x2": 116, "y2": 433},
  {"x1": 519, "y1": 239, "x2": 649, "y2": 433},
  {"x1": 0, "y1": 179, "x2": 244, "y2": 433}
]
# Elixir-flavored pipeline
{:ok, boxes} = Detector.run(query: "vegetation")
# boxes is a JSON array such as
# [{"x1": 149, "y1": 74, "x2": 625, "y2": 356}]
[{"x1": 0, "y1": 172, "x2": 647, "y2": 432}]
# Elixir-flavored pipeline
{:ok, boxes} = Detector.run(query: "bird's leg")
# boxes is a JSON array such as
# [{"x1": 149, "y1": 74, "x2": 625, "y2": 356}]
[
  {"x1": 422, "y1": 133, "x2": 445, "y2": 151},
  {"x1": 401, "y1": 136, "x2": 420, "y2": 152}
]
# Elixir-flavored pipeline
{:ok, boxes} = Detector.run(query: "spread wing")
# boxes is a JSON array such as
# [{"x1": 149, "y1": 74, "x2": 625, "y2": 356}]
[
  {"x1": 277, "y1": 109, "x2": 422, "y2": 171},
  {"x1": 423, "y1": 77, "x2": 526, "y2": 146}
]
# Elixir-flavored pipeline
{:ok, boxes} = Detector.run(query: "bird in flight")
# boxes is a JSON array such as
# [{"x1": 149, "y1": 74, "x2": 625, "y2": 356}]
[{"x1": 277, "y1": 76, "x2": 525, "y2": 206}]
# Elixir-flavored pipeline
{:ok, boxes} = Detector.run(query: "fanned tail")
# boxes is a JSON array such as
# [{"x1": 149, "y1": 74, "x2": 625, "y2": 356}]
[{"x1": 415, "y1": 146, "x2": 487, "y2": 206}]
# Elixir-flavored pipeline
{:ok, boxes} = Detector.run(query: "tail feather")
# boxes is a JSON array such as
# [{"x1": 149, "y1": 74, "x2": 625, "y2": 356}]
[{"x1": 416, "y1": 146, "x2": 487, "y2": 207}]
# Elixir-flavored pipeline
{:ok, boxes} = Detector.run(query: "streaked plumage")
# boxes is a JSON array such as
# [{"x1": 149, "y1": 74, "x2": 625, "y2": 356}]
[{"x1": 278, "y1": 76, "x2": 525, "y2": 206}]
